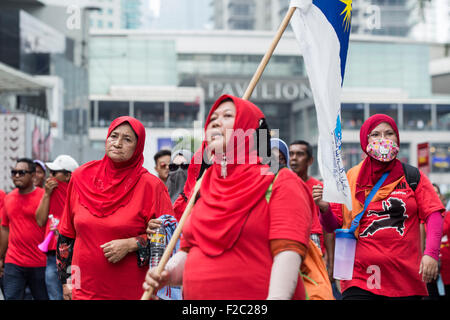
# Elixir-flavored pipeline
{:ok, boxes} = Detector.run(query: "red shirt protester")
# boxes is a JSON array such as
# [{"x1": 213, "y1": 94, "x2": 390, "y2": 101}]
[
  {"x1": 1, "y1": 187, "x2": 46, "y2": 267},
  {"x1": 440, "y1": 211, "x2": 450, "y2": 286},
  {"x1": 305, "y1": 177, "x2": 325, "y2": 252},
  {"x1": 45, "y1": 180, "x2": 69, "y2": 251},
  {"x1": 333, "y1": 169, "x2": 443, "y2": 297},
  {"x1": 179, "y1": 95, "x2": 312, "y2": 300},
  {"x1": 327, "y1": 114, "x2": 444, "y2": 298},
  {"x1": 58, "y1": 116, "x2": 173, "y2": 300}
]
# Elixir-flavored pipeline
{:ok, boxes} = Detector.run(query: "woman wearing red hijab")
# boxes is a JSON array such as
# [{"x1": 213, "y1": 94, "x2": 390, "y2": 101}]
[
  {"x1": 56, "y1": 116, "x2": 173, "y2": 300},
  {"x1": 143, "y1": 95, "x2": 314, "y2": 300},
  {"x1": 313, "y1": 114, "x2": 445, "y2": 300}
]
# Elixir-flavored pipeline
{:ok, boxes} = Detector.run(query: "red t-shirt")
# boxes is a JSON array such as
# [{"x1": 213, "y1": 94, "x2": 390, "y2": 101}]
[
  {"x1": 335, "y1": 172, "x2": 444, "y2": 297},
  {"x1": 1, "y1": 187, "x2": 47, "y2": 267},
  {"x1": 44, "y1": 181, "x2": 69, "y2": 252},
  {"x1": 180, "y1": 169, "x2": 312, "y2": 300},
  {"x1": 440, "y1": 211, "x2": 450, "y2": 285},
  {"x1": 0, "y1": 189, "x2": 5, "y2": 218},
  {"x1": 58, "y1": 173, "x2": 174, "y2": 300},
  {"x1": 305, "y1": 177, "x2": 325, "y2": 249}
]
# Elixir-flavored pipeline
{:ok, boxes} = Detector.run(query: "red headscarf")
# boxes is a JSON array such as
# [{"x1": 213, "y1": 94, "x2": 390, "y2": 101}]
[
  {"x1": 355, "y1": 114, "x2": 404, "y2": 204},
  {"x1": 71, "y1": 116, "x2": 148, "y2": 217},
  {"x1": 189, "y1": 94, "x2": 275, "y2": 257}
]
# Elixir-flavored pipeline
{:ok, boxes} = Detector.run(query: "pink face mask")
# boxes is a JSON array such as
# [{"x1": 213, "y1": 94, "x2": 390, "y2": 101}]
[{"x1": 366, "y1": 139, "x2": 399, "y2": 162}]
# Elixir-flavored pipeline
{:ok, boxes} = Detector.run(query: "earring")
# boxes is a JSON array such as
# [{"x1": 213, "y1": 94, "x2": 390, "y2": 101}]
[{"x1": 221, "y1": 153, "x2": 227, "y2": 179}]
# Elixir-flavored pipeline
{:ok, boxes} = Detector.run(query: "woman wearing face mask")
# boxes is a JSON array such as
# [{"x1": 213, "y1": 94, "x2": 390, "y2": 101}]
[
  {"x1": 56, "y1": 116, "x2": 173, "y2": 300},
  {"x1": 143, "y1": 95, "x2": 314, "y2": 300},
  {"x1": 166, "y1": 150, "x2": 192, "y2": 204},
  {"x1": 312, "y1": 114, "x2": 444, "y2": 300}
]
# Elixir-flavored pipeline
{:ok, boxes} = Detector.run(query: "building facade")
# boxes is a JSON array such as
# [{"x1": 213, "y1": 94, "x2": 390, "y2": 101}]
[
  {"x1": 213, "y1": 0, "x2": 421, "y2": 38},
  {"x1": 0, "y1": 0, "x2": 103, "y2": 191},
  {"x1": 88, "y1": 29, "x2": 450, "y2": 188},
  {"x1": 412, "y1": 0, "x2": 450, "y2": 43}
]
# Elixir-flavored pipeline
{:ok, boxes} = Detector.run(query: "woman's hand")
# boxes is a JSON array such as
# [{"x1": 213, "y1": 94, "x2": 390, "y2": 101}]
[
  {"x1": 311, "y1": 185, "x2": 330, "y2": 213},
  {"x1": 100, "y1": 238, "x2": 136, "y2": 264},
  {"x1": 142, "y1": 267, "x2": 170, "y2": 299},
  {"x1": 419, "y1": 255, "x2": 439, "y2": 283},
  {"x1": 62, "y1": 283, "x2": 72, "y2": 300},
  {"x1": 146, "y1": 219, "x2": 162, "y2": 239}
]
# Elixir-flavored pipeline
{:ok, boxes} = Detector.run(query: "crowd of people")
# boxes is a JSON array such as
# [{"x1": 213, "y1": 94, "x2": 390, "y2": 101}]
[{"x1": 0, "y1": 94, "x2": 449, "y2": 300}]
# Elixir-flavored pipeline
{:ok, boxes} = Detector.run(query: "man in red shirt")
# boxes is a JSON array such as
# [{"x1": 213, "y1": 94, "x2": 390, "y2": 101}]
[
  {"x1": 35, "y1": 155, "x2": 79, "y2": 300},
  {"x1": 0, "y1": 158, "x2": 48, "y2": 300},
  {"x1": 289, "y1": 141, "x2": 335, "y2": 275}
]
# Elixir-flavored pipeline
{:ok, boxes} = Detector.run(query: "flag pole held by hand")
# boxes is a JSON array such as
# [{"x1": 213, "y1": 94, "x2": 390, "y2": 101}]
[
  {"x1": 140, "y1": 6, "x2": 296, "y2": 301},
  {"x1": 141, "y1": 174, "x2": 204, "y2": 300}
]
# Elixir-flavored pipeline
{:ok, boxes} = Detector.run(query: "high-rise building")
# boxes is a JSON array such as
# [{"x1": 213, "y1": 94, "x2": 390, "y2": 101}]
[
  {"x1": 212, "y1": 0, "x2": 282, "y2": 30},
  {"x1": 412, "y1": 0, "x2": 450, "y2": 43},
  {"x1": 121, "y1": 0, "x2": 142, "y2": 29},
  {"x1": 0, "y1": 0, "x2": 103, "y2": 190},
  {"x1": 351, "y1": 0, "x2": 417, "y2": 37},
  {"x1": 213, "y1": 0, "x2": 420, "y2": 38},
  {"x1": 145, "y1": 0, "x2": 213, "y2": 30},
  {"x1": 88, "y1": 0, "x2": 143, "y2": 30},
  {"x1": 88, "y1": 0, "x2": 122, "y2": 30}
]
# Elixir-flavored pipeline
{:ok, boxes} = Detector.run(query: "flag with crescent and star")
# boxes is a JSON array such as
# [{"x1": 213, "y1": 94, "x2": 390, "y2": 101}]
[{"x1": 289, "y1": 0, "x2": 353, "y2": 210}]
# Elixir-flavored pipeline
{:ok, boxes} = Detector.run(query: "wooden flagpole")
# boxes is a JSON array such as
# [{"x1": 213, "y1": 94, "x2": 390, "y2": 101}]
[{"x1": 141, "y1": 6, "x2": 297, "y2": 301}]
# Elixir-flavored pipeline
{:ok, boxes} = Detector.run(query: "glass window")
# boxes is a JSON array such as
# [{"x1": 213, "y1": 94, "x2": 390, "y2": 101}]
[
  {"x1": 98, "y1": 101, "x2": 129, "y2": 127},
  {"x1": 310, "y1": 145, "x2": 319, "y2": 177},
  {"x1": 64, "y1": 109, "x2": 79, "y2": 135},
  {"x1": 437, "y1": 104, "x2": 450, "y2": 131},
  {"x1": 398, "y1": 143, "x2": 410, "y2": 164},
  {"x1": 307, "y1": 106, "x2": 318, "y2": 138},
  {"x1": 90, "y1": 101, "x2": 96, "y2": 125},
  {"x1": 341, "y1": 143, "x2": 364, "y2": 171},
  {"x1": 91, "y1": 140, "x2": 106, "y2": 152},
  {"x1": 292, "y1": 109, "x2": 304, "y2": 139},
  {"x1": 403, "y1": 104, "x2": 432, "y2": 130},
  {"x1": 258, "y1": 103, "x2": 291, "y2": 143},
  {"x1": 369, "y1": 104, "x2": 398, "y2": 123},
  {"x1": 168, "y1": 102, "x2": 199, "y2": 128},
  {"x1": 431, "y1": 144, "x2": 450, "y2": 173},
  {"x1": 341, "y1": 103, "x2": 364, "y2": 130},
  {"x1": 134, "y1": 102, "x2": 164, "y2": 128}
]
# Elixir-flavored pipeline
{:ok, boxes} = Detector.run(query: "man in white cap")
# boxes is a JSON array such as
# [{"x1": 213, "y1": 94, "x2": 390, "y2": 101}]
[{"x1": 35, "y1": 155, "x2": 79, "y2": 300}]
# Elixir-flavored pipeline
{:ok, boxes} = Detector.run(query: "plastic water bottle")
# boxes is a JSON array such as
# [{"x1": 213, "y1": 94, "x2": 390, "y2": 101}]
[{"x1": 150, "y1": 224, "x2": 167, "y2": 269}]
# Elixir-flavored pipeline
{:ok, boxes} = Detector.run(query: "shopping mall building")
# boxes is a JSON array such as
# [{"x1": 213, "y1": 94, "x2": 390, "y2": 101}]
[{"x1": 88, "y1": 29, "x2": 450, "y2": 190}]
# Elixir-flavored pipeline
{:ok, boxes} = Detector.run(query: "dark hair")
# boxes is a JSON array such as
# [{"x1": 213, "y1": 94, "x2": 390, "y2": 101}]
[
  {"x1": 154, "y1": 149, "x2": 172, "y2": 164},
  {"x1": 289, "y1": 140, "x2": 313, "y2": 159},
  {"x1": 16, "y1": 157, "x2": 36, "y2": 172}
]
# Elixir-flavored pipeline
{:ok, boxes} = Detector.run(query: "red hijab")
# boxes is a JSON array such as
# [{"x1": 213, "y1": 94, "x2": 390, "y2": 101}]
[
  {"x1": 355, "y1": 114, "x2": 404, "y2": 204},
  {"x1": 71, "y1": 116, "x2": 148, "y2": 217},
  {"x1": 189, "y1": 95, "x2": 275, "y2": 257}
]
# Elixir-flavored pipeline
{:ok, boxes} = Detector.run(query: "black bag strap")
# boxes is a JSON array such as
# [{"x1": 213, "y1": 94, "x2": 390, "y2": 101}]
[{"x1": 401, "y1": 162, "x2": 421, "y2": 192}]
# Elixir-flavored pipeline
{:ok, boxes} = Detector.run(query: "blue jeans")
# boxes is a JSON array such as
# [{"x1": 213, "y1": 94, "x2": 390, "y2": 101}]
[
  {"x1": 3, "y1": 263, "x2": 48, "y2": 300},
  {"x1": 45, "y1": 253, "x2": 63, "y2": 300}
]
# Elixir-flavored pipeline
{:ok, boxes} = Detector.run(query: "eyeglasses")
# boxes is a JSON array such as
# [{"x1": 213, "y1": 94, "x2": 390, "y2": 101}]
[
  {"x1": 169, "y1": 163, "x2": 189, "y2": 172},
  {"x1": 11, "y1": 170, "x2": 33, "y2": 177},
  {"x1": 368, "y1": 130, "x2": 396, "y2": 140}
]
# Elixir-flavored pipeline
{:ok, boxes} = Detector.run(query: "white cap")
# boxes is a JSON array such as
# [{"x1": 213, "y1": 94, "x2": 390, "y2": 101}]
[{"x1": 46, "y1": 155, "x2": 79, "y2": 172}]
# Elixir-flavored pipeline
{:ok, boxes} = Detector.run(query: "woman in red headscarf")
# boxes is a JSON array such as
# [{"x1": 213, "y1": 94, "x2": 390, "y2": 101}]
[
  {"x1": 56, "y1": 116, "x2": 173, "y2": 300},
  {"x1": 143, "y1": 95, "x2": 314, "y2": 300},
  {"x1": 313, "y1": 114, "x2": 445, "y2": 300}
]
